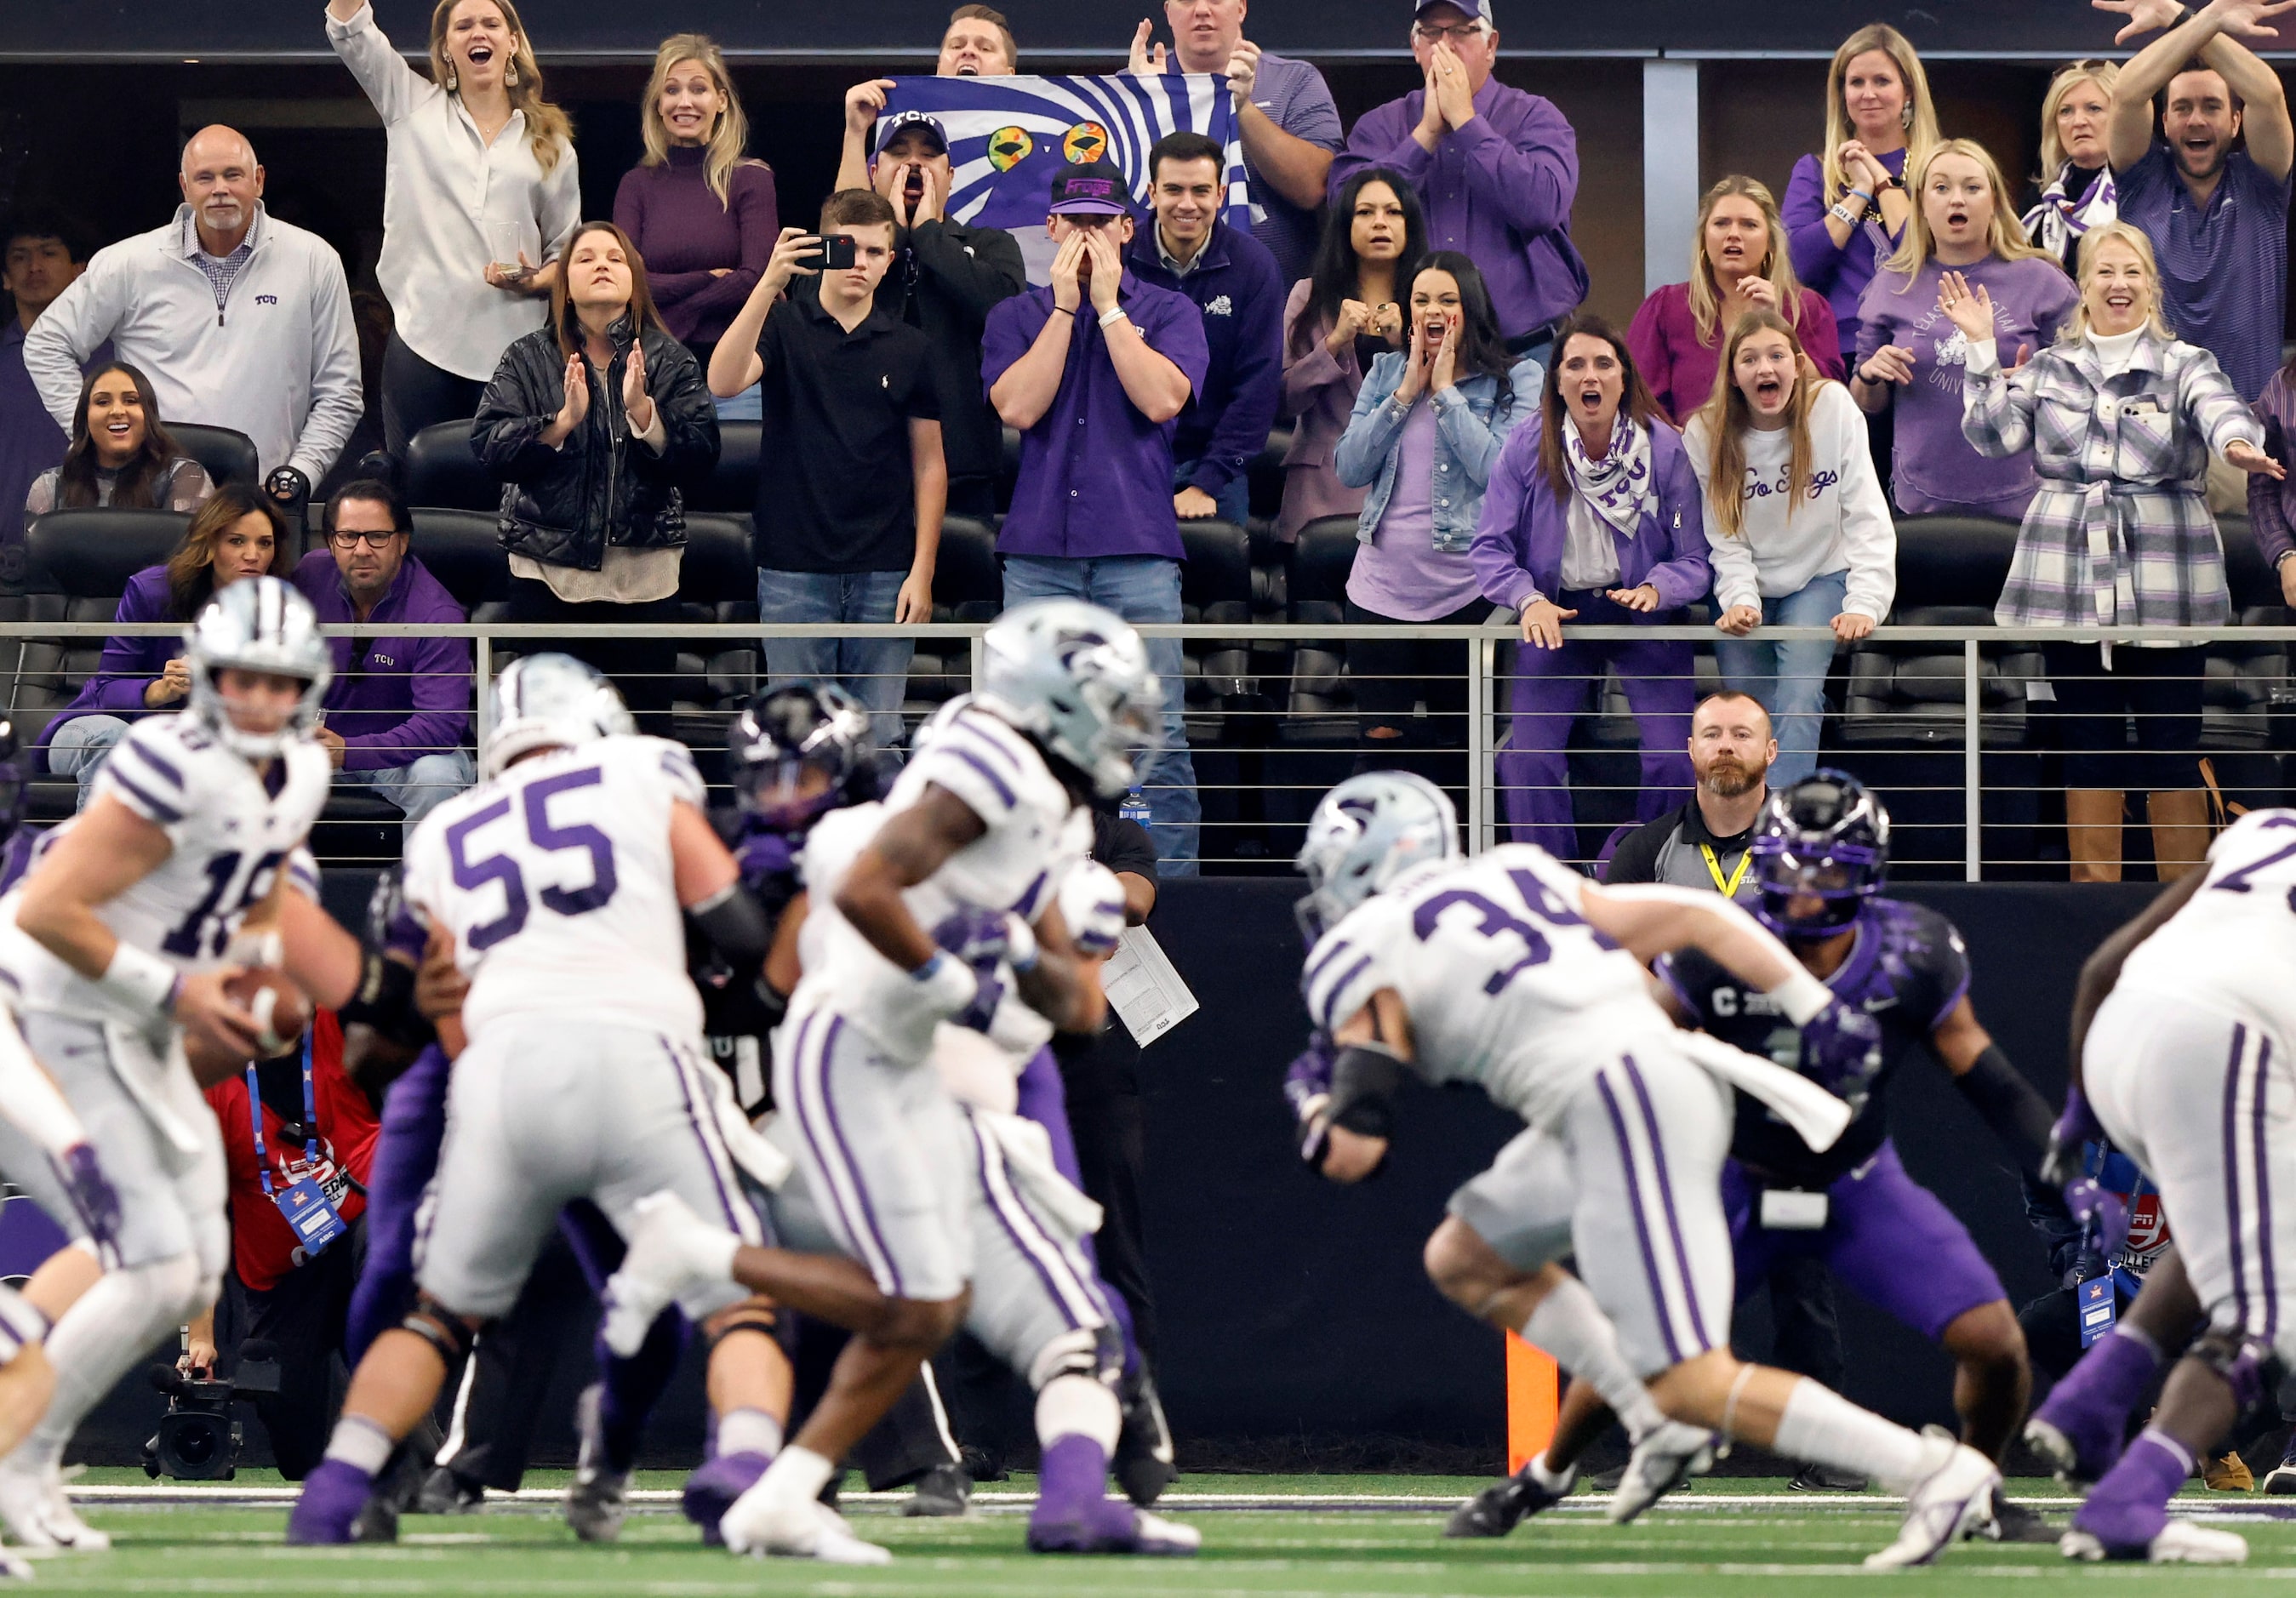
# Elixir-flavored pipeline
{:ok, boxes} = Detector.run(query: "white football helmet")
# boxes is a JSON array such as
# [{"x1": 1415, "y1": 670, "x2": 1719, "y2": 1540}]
[
  {"x1": 1294, "y1": 772, "x2": 1459, "y2": 940},
  {"x1": 482, "y1": 654, "x2": 635, "y2": 779},
  {"x1": 185, "y1": 576, "x2": 334, "y2": 759},
  {"x1": 974, "y1": 599, "x2": 1162, "y2": 800}
]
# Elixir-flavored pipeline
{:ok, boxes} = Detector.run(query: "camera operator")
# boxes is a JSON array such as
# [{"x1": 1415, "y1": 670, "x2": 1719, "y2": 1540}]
[{"x1": 188, "y1": 1009, "x2": 380, "y2": 1479}]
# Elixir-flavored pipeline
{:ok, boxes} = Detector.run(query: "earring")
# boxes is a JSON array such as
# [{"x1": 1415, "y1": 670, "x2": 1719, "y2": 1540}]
[
  {"x1": 505, "y1": 63, "x2": 519, "y2": 88},
  {"x1": 446, "y1": 69, "x2": 458, "y2": 92},
  {"x1": 1902, "y1": 105, "x2": 1912, "y2": 130}
]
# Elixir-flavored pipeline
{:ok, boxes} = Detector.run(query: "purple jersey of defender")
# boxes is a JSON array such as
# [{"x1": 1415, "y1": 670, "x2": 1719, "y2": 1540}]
[
  {"x1": 1659, "y1": 897, "x2": 1970, "y2": 1186},
  {"x1": 0, "y1": 829, "x2": 37, "y2": 899}
]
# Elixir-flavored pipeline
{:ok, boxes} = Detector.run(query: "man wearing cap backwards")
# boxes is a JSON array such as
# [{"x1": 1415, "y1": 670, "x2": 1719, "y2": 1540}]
[
  {"x1": 983, "y1": 161, "x2": 1211, "y2": 873},
  {"x1": 858, "y1": 110, "x2": 1026, "y2": 519},
  {"x1": 1328, "y1": 0, "x2": 1588, "y2": 368}
]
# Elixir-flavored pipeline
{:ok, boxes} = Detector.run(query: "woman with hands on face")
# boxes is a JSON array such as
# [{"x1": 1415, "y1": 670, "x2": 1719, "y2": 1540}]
[
  {"x1": 1853, "y1": 139, "x2": 2077, "y2": 519},
  {"x1": 473, "y1": 220, "x2": 720, "y2": 739},
  {"x1": 1468, "y1": 314, "x2": 1711, "y2": 857},
  {"x1": 1685, "y1": 310, "x2": 1895, "y2": 786},
  {"x1": 1329, "y1": 251, "x2": 1538, "y2": 779},
  {"x1": 1281, "y1": 169, "x2": 1426, "y2": 540},
  {"x1": 1961, "y1": 220, "x2": 2275, "y2": 882}
]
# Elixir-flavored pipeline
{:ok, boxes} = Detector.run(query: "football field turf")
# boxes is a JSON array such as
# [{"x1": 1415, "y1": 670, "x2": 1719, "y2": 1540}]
[{"x1": 22, "y1": 1473, "x2": 2296, "y2": 1596}]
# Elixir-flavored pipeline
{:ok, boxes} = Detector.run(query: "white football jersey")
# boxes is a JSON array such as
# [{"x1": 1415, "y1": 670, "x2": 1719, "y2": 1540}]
[
  {"x1": 2120, "y1": 808, "x2": 2296, "y2": 1034},
  {"x1": 403, "y1": 735, "x2": 706, "y2": 1043},
  {"x1": 1301, "y1": 844, "x2": 1676, "y2": 1130},
  {"x1": 792, "y1": 699, "x2": 1090, "y2": 1065},
  {"x1": 1, "y1": 715, "x2": 329, "y2": 1027}
]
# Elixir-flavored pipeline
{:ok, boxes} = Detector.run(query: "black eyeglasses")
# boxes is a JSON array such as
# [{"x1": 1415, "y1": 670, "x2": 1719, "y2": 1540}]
[{"x1": 328, "y1": 528, "x2": 404, "y2": 549}]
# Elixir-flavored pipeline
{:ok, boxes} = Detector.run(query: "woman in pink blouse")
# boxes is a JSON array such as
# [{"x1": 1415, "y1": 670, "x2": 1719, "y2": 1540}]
[{"x1": 1627, "y1": 175, "x2": 1845, "y2": 428}]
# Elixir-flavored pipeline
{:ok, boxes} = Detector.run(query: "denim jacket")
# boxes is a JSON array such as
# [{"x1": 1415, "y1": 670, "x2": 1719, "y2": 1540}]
[{"x1": 1332, "y1": 351, "x2": 1544, "y2": 553}]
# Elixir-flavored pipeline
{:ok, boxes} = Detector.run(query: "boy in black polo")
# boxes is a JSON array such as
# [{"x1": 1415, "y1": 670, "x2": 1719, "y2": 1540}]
[{"x1": 709, "y1": 189, "x2": 945, "y2": 748}]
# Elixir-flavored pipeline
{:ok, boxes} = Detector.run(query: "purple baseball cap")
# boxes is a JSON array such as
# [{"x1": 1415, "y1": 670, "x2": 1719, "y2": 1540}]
[
  {"x1": 877, "y1": 109, "x2": 949, "y2": 154},
  {"x1": 1414, "y1": 0, "x2": 1493, "y2": 20},
  {"x1": 1048, "y1": 159, "x2": 1132, "y2": 216}
]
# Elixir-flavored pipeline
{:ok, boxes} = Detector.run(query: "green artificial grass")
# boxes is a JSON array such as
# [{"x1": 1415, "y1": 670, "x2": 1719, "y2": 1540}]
[{"x1": 20, "y1": 1475, "x2": 2296, "y2": 1596}]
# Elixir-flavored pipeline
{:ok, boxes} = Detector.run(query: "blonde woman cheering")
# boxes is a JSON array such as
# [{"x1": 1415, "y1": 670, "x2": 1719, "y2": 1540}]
[
  {"x1": 1955, "y1": 220, "x2": 2278, "y2": 882},
  {"x1": 1686, "y1": 309, "x2": 1895, "y2": 786}
]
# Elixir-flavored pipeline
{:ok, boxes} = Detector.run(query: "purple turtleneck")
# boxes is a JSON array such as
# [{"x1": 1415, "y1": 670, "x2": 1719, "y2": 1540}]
[{"x1": 612, "y1": 143, "x2": 780, "y2": 349}]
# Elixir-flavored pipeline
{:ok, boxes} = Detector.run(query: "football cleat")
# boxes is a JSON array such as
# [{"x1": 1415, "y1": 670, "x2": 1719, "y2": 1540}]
[
  {"x1": 2061, "y1": 1518, "x2": 2248, "y2": 1563},
  {"x1": 565, "y1": 1384, "x2": 630, "y2": 1543},
  {"x1": 1864, "y1": 1444, "x2": 1999, "y2": 1569},
  {"x1": 1609, "y1": 1423, "x2": 1716, "y2": 1523},
  {"x1": 1444, "y1": 1461, "x2": 1573, "y2": 1538}
]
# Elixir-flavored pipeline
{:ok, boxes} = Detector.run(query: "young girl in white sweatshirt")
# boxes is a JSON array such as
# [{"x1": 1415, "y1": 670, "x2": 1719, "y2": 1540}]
[{"x1": 1685, "y1": 308, "x2": 1896, "y2": 785}]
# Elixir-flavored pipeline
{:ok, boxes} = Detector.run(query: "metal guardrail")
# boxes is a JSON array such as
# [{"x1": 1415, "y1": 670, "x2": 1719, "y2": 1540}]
[{"x1": 11, "y1": 620, "x2": 2293, "y2": 880}]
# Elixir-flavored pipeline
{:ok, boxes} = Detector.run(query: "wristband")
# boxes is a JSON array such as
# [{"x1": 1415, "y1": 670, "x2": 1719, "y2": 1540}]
[
  {"x1": 1848, "y1": 187, "x2": 1874, "y2": 203},
  {"x1": 1051, "y1": 305, "x2": 1076, "y2": 317},
  {"x1": 98, "y1": 943, "x2": 181, "y2": 1022},
  {"x1": 1098, "y1": 306, "x2": 1130, "y2": 330},
  {"x1": 1004, "y1": 915, "x2": 1040, "y2": 973},
  {"x1": 910, "y1": 950, "x2": 978, "y2": 1013},
  {"x1": 1829, "y1": 202, "x2": 1861, "y2": 225},
  {"x1": 1769, "y1": 967, "x2": 1834, "y2": 1027}
]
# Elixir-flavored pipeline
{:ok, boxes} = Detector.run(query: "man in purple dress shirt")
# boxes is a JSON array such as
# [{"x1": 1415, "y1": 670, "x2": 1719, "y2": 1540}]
[
  {"x1": 288, "y1": 480, "x2": 474, "y2": 839},
  {"x1": 1328, "y1": 0, "x2": 1587, "y2": 365},
  {"x1": 984, "y1": 160, "x2": 1210, "y2": 872}
]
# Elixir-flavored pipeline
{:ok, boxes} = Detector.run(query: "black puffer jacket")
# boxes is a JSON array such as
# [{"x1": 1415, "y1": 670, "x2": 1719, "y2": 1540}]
[{"x1": 472, "y1": 317, "x2": 720, "y2": 573}]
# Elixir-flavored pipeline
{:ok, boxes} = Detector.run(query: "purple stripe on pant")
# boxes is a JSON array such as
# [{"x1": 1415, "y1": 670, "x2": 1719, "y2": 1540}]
[
  {"x1": 1595, "y1": 1068, "x2": 1685, "y2": 1365},
  {"x1": 2225, "y1": 1023, "x2": 2252, "y2": 1333},
  {"x1": 345, "y1": 1043, "x2": 454, "y2": 1365},
  {"x1": 2253, "y1": 1034, "x2": 2277, "y2": 1344},
  {"x1": 1014, "y1": 1046, "x2": 1139, "y2": 1373},
  {"x1": 1496, "y1": 594, "x2": 1694, "y2": 857}
]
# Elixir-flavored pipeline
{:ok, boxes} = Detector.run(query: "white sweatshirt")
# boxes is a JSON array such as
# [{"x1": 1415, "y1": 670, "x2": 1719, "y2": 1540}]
[
  {"x1": 1684, "y1": 380, "x2": 1897, "y2": 620},
  {"x1": 23, "y1": 206, "x2": 363, "y2": 482}
]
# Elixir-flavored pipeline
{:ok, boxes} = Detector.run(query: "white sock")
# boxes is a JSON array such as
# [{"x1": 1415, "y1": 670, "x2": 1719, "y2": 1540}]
[
  {"x1": 1522, "y1": 1277, "x2": 1667, "y2": 1441},
  {"x1": 14, "y1": 1258, "x2": 193, "y2": 1473},
  {"x1": 755, "y1": 1444, "x2": 835, "y2": 1508},
  {"x1": 323, "y1": 1414, "x2": 395, "y2": 1475},
  {"x1": 717, "y1": 1407, "x2": 784, "y2": 1459},
  {"x1": 1528, "y1": 1451, "x2": 1576, "y2": 1491},
  {"x1": 1035, "y1": 1373, "x2": 1121, "y2": 1451},
  {"x1": 1770, "y1": 1378, "x2": 1949, "y2": 1496}
]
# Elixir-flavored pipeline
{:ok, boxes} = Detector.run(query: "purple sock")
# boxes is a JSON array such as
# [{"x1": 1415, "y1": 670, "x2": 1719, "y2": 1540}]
[
  {"x1": 2073, "y1": 1428, "x2": 2192, "y2": 1550},
  {"x1": 1027, "y1": 1435, "x2": 1134, "y2": 1547},
  {"x1": 683, "y1": 1450, "x2": 772, "y2": 1545},
  {"x1": 2036, "y1": 1330, "x2": 2161, "y2": 1477},
  {"x1": 285, "y1": 1458, "x2": 375, "y2": 1545}
]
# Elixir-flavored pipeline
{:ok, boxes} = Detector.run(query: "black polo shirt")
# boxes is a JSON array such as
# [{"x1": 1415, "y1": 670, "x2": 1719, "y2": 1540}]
[
  {"x1": 752, "y1": 278, "x2": 940, "y2": 575},
  {"x1": 1603, "y1": 792, "x2": 1765, "y2": 906}
]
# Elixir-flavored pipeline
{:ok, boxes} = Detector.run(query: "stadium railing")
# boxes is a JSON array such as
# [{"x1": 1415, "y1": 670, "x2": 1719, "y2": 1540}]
[{"x1": 3, "y1": 619, "x2": 2287, "y2": 880}]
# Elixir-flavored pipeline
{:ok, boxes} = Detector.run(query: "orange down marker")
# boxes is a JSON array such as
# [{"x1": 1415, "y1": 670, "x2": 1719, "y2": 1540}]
[{"x1": 1505, "y1": 1331, "x2": 1559, "y2": 1473}]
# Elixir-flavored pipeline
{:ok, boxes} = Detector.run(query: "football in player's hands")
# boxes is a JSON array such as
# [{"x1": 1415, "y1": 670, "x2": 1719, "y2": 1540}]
[{"x1": 183, "y1": 969, "x2": 311, "y2": 1086}]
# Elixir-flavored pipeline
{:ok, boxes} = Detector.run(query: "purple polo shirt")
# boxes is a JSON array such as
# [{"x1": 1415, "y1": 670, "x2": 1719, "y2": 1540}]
[
  {"x1": 1329, "y1": 77, "x2": 1589, "y2": 342},
  {"x1": 2115, "y1": 144, "x2": 2293, "y2": 401},
  {"x1": 983, "y1": 271, "x2": 1210, "y2": 562},
  {"x1": 289, "y1": 549, "x2": 473, "y2": 773}
]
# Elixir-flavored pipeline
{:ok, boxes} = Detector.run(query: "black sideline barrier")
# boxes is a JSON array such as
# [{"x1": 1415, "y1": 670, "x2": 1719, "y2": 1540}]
[{"x1": 60, "y1": 874, "x2": 2162, "y2": 1470}]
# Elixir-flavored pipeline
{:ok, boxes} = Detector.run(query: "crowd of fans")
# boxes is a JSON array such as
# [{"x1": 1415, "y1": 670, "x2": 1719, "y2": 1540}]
[{"x1": 5, "y1": 0, "x2": 2296, "y2": 882}]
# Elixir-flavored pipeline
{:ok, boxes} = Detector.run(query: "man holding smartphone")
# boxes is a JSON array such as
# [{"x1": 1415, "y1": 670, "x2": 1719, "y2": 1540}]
[{"x1": 710, "y1": 190, "x2": 947, "y2": 750}]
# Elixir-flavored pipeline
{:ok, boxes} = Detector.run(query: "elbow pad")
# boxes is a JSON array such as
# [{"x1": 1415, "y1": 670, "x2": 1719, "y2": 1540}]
[
  {"x1": 1329, "y1": 1042, "x2": 1405, "y2": 1140},
  {"x1": 335, "y1": 950, "x2": 435, "y2": 1055},
  {"x1": 1954, "y1": 1043, "x2": 2055, "y2": 1177},
  {"x1": 689, "y1": 883, "x2": 772, "y2": 976}
]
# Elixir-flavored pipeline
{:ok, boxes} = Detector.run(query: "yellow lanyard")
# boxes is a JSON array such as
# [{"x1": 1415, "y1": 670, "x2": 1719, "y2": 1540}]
[{"x1": 1700, "y1": 843, "x2": 1751, "y2": 899}]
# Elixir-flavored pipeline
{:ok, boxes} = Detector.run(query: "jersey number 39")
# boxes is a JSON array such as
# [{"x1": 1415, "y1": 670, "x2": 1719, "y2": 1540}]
[{"x1": 446, "y1": 767, "x2": 620, "y2": 951}]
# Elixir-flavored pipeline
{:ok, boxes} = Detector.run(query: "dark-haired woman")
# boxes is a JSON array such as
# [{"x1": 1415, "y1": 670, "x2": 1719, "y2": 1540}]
[
  {"x1": 1277, "y1": 168, "x2": 1424, "y2": 541},
  {"x1": 473, "y1": 219, "x2": 717, "y2": 736},
  {"x1": 1471, "y1": 313, "x2": 1711, "y2": 858},
  {"x1": 1333, "y1": 251, "x2": 1539, "y2": 771},
  {"x1": 38, "y1": 482, "x2": 288, "y2": 805},
  {"x1": 24, "y1": 362, "x2": 212, "y2": 517}
]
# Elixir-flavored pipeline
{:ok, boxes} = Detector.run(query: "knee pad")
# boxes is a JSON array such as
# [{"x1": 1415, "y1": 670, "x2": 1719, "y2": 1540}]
[
  {"x1": 701, "y1": 1300, "x2": 783, "y2": 1358},
  {"x1": 1024, "y1": 1325, "x2": 1122, "y2": 1394},
  {"x1": 2192, "y1": 1328, "x2": 2283, "y2": 1415},
  {"x1": 402, "y1": 1296, "x2": 480, "y2": 1364}
]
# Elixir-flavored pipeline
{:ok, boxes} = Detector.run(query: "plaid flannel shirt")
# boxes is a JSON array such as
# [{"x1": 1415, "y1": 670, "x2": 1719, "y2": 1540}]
[{"x1": 1962, "y1": 331, "x2": 2259, "y2": 630}]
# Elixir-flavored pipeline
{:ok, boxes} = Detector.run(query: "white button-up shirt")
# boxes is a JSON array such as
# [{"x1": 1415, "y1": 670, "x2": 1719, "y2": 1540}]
[{"x1": 328, "y1": 3, "x2": 580, "y2": 380}]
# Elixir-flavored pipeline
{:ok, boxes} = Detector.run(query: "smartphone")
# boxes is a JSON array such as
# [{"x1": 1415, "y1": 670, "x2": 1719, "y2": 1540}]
[{"x1": 817, "y1": 235, "x2": 858, "y2": 271}]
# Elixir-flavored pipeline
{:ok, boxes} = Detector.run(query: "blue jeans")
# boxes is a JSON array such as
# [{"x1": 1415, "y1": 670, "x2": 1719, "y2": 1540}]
[
  {"x1": 1174, "y1": 459, "x2": 1250, "y2": 528},
  {"x1": 757, "y1": 568, "x2": 916, "y2": 750},
  {"x1": 1002, "y1": 554, "x2": 1200, "y2": 874},
  {"x1": 1711, "y1": 568, "x2": 1848, "y2": 790},
  {"x1": 46, "y1": 713, "x2": 131, "y2": 810},
  {"x1": 339, "y1": 748, "x2": 477, "y2": 843},
  {"x1": 714, "y1": 383, "x2": 762, "y2": 421}
]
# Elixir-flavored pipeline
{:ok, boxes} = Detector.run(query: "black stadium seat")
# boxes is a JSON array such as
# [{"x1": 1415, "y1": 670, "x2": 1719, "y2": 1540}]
[
  {"x1": 403, "y1": 420, "x2": 494, "y2": 511},
  {"x1": 691, "y1": 421, "x2": 760, "y2": 514},
  {"x1": 934, "y1": 515, "x2": 1001, "y2": 617},
  {"x1": 12, "y1": 510, "x2": 191, "y2": 768},
  {"x1": 169, "y1": 423, "x2": 259, "y2": 489},
  {"x1": 407, "y1": 508, "x2": 509, "y2": 618},
  {"x1": 1178, "y1": 519, "x2": 1253, "y2": 742}
]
